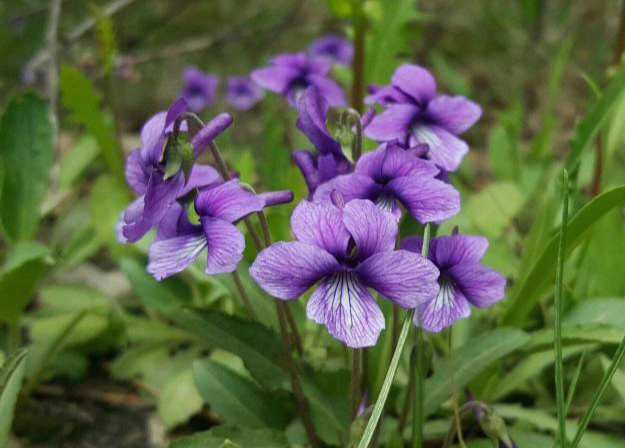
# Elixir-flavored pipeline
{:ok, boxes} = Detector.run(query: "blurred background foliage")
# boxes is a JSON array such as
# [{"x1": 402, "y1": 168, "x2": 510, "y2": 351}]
[{"x1": 1, "y1": 0, "x2": 625, "y2": 447}]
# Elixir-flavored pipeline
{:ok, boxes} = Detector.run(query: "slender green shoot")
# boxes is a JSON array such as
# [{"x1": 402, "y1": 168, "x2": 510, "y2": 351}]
[{"x1": 554, "y1": 169, "x2": 569, "y2": 448}]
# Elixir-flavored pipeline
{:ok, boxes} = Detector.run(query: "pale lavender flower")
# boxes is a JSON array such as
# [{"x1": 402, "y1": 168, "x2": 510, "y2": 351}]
[
  {"x1": 314, "y1": 141, "x2": 460, "y2": 223},
  {"x1": 364, "y1": 64, "x2": 481, "y2": 172},
  {"x1": 401, "y1": 230, "x2": 506, "y2": 332},
  {"x1": 251, "y1": 52, "x2": 346, "y2": 106},
  {"x1": 180, "y1": 67, "x2": 219, "y2": 113},
  {"x1": 227, "y1": 77, "x2": 264, "y2": 111},
  {"x1": 308, "y1": 35, "x2": 354, "y2": 65},
  {"x1": 250, "y1": 199, "x2": 439, "y2": 348}
]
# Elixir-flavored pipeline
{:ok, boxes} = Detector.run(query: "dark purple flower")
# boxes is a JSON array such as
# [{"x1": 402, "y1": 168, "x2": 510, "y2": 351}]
[
  {"x1": 180, "y1": 67, "x2": 219, "y2": 113},
  {"x1": 118, "y1": 103, "x2": 229, "y2": 243},
  {"x1": 364, "y1": 64, "x2": 481, "y2": 172},
  {"x1": 251, "y1": 52, "x2": 346, "y2": 106},
  {"x1": 250, "y1": 199, "x2": 439, "y2": 348},
  {"x1": 308, "y1": 35, "x2": 354, "y2": 65},
  {"x1": 401, "y1": 231, "x2": 506, "y2": 332},
  {"x1": 314, "y1": 141, "x2": 460, "y2": 223},
  {"x1": 227, "y1": 77, "x2": 264, "y2": 111}
]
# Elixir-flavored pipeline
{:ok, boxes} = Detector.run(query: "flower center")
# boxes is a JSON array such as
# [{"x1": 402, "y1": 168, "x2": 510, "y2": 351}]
[
  {"x1": 432, "y1": 275, "x2": 456, "y2": 312},
  {"x1": 375, "y1": 193, "x2": 396, "y2": 213},
  {"x1": 325, "y1": 271, "x2": 363, "y2": 326}
]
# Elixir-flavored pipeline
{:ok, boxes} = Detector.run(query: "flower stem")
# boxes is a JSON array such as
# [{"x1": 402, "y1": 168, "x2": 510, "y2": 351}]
[
  {"x1": 449, "y1": 328, "x2": 466, "y2": 448},
  {"x1": 357, "y1": 224, "x2": 431, "y2": 448},
  {"x1": 350, "y1": 0, "x2": 366, "y2": 113},
  {"x1": 231, "y1": 270, "x2": 256, "y2": 320},
  {"x1": 352, "y1": 348, "x2": 362, "y2": 419},
  {"x1": 554, "y1": 169, "x2": 569, "y2": 448}
]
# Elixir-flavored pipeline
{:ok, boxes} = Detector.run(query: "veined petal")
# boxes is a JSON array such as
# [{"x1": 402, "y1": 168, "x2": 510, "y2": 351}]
[
  {"x1": 363, "y1": 104, "x2": 418, "y2": 143},
  {"x1": 343, "y1": 199, "x2": 396, "y2": 260},
  {"x1": 356, "y1": 250, "x2": 439, "y2": 308},
  {"x1": 410, "y1": 124, "x2": 468, "y2": 172},
  {"x1": 307, "y1": 74, "x2": 347, "y2": 107},
  {"x1": 140, "y1": 111, "x2": 167, "y2": 165},
  {"x1": 202, "y1": 217, "x2": 245, "y2": 275},
  {"x1": 180, "y1": 164, "x2": 221, "y2": 196},
  {"x1": 250, "y1": 241, "x2": 339, "y2": 300},
  {"x1": 415, "y1": 276, "x2": 471, "y2": 333},
  {"x1": 306, "y1": 271, "x2": 385, "y2": 348},
  {"x1": 387, "y1": 175, "x2": 460, "y2": 224},
  {"x1": 195, "y1": 180, "x2": 265, "y2": 222},
  {"x1": 391, "y1": 64, "x2": 436, "y2": 104},
  {"x1": 290, "y1": 200, "x2": 350, "y2": 259},
  {"x1": 426, "y1": 95, "x2": 481, "y2": 135},
  {"x1": 190, "y1": 113, "x2": 233, "y2": 156},
  {"x1": 125, "y1": 148, "x2": 149, "y2": 195},
  {"x1": 313, "y1": 173, "x2": 380, "y2": 205},
  {"x1": 251, "y1": 66, "x2": 300, "y2": 94},
  {"x1": 432, "y1": 235, "x2": 489, "y2": 267},
  {"x1": 448, "y1": 263, "x2": 506, "y2": 308},
  {"x1": 296, "y1": 87, "x2": 342, "y2": 156},
  {"x1": 147, "y1": 231, "x2": 206, "y2": 280},
  {"x1": 355, "y1": 143, "x2": 439, "y2": 182}
]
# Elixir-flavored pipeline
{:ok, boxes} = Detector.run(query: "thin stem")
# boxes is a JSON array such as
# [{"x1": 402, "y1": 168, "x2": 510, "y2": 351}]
[
  {"x1": 551, "y1": 351, "x2": 587, "y2": 448},
  {"x1": 350, "y1": 0, "x2": 366, "y2": 113},
  {"x1": 449, "y1": 329, "x2": 466, "y2": 448},
  {"x1": 352, "y1": 348, "x2": 362, "y2": 419},
  {"x1": 231, "y1": 271, "x2": 256, "y2": 320},
  {"x1": 569, "y1": 335, "x2": 625, "y2": 448},
  {"x1": 398, "y1": 339, "x2": 416, "y2": 434},
  {"x1": 554, "y1": 169, "x2": 569, "y2": 448},
  {"x1": 412, "y1": 224, "x2": 431, "y2": 448},
  {"x1": 358, "y1": 224, "x2": 431, "y2": 448}
]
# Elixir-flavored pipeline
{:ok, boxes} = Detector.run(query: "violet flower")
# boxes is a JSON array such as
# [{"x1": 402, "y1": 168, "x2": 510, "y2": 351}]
[
  {"x1": 314, "y1": 141, "x2": 460, "y2": 223},
  {"x1": 251, "y1": 52, "x2": 346, "y2": 106},
  {"x1": 292, "y1": 87, "x2": 352, "y2": 195},
  {"x1": 147, "y1": 180, "x2": 293, "y2": 280},
  {"x1": 180, "y1": 67, "x2": 219, "y2": 113},
  {"x1": 308, "y1": 35, "x2": 354, "y2": 65},
  {"x1": 401, "y1": 230, "x2": 506, "y2": 332},
  {"x1": 250, "y1": 198, "x2": 439, "y2": 348},
  {"x1": 227, "y1": 77, "x2": 264, "y2": 111},
  {"x1": 118, "y1": 102, "x2": 230, "y2": 243},
  {"x1": 364, "y1": 64, "x2": 482, "y2": 172}
]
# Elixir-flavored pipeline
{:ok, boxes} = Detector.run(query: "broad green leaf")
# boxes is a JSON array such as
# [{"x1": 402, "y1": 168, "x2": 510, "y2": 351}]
[
  {"x1": 168, "y1": 424, "x2": 289, "y2": 448},
  {"x1": 488, "y1": 124, "x2": 517, "y2": 181},
  {"x1": 0, "y1": 241, "x2": 53, "y2": 323},
  {"x1": 38, "y1": 284, "x2": 110, "y2": 311},
  {"x1": 503, "y1": 186, "x2": 625, "y2": 326},
  {"x1": 565, "y1": 298, "x2": 625, "y2": 328},
  {"x1": 59, "y1": 65, "x2": 124, "y2": 178},
  {"x1": 159, "y1": 367, "x2": 203, "y2": 429},
  {"x1": 58, "y1": 135, "x2": 101, "y2": 188},
  {"x1": 525, "y1": 324, "x2": 625, "y2": 351},
  {"x1": 192, "y1": 359, "x2": 291, "y2": 430},
  {"x1": 0, "y1": 350, "x2": 27, "y2": 447},
  {"x1": 0, "y1": 93, "x2": 53, "y2": 241},
  {"x1": 89, "y1": 175, "x2": 131, "y2": 250},
  {"x1": 423, "y1": 328, "x2": 529, "y2": 416}
]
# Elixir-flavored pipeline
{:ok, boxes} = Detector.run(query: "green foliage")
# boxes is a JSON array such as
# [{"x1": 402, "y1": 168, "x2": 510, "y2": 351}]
[
  {"x1": 0, "y1": 93, "x2": 53, "y2": 242},
  {"x1": 169, "y1": 424, "x2": 289, "y2": 448},
  {"x1": 0, "y1": 350, "x2": 27, "y2": 448},
  {"x1": 91, "y1": 4, "x2": 119, "y2": 76},
  {"x1": 58, "y1": 136, "x2": 101, "y2": 188}
]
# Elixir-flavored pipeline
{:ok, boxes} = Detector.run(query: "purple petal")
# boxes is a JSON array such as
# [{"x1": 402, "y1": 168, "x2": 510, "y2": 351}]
[
  {"x1": 307, "y1": 74, "x2": 347, "y2": 107},
  {"x1": 164, "y1": 98, "x2": 188, "y2": 131},
  {"x1": 355, "y1": 143, "x2": 439, "y2": 182},
  {"x1": 363, "y1": 104, "x2": 418, "y2": 143},
  {"x1": 391, "y1": 64, "x2": 436, "y2": 104},
  {"x1": 432, "y1": 235, "x2": 489, "y2": 267},
  {"x1": 410, "y1": 124, "x2": 469, "y2": 172},
  {"x1": 313, "y1": 173, "x2": 379, "y2": 204},
  {"x1": 342, "y1": 199, "x2": 396, "y2": 260},
  {"x1": 308, "y1": 35, "x2": 354, "y2": 65},
  {"x1": 448, "y1": 263, "x2": 506, "y2": 308},
  {"x1": 259, "y1": 190, "x2": 294, "y2": 207},
  {"x1": 180, "y1": 164, "x2": 221, "y2": 196},
  {"x1": 386, "y1": 176, "x2": 460, "y2": 223},
  {"x1": 364, "y1": 85, "x2": 411, "y2": 106},
  {"x1": 155, "y1": 201, "x2": 185, "y2": 241},
  {"x1": 296, "y1": 87, "x2": 342, "y2": 156},
  {"x1": 202, "y1": 217, "x2": 245, "y2": 275},
  {"x1": 147, "y1": 231, "x2": 207, "y2": 280},
  {"x1": 290, "y1": 200, "x2": 350, "y2": 259},
  {"x1": 293, "y1": 150, "x2": 320, "y2": 192},
  {"x1": 251, "y1": 66, "x2": 300, "y2": 94},
  {"x1": 181, "y1": 69, "x2": 218, "y2": 112},
  {"x1": 125, "y1": 148, "x2": 148, "y2": 195},
  {"x1": 140, "y1": 111, "x2": 167, "y2": 165},
  {"x1": 191, "y1": 113, "x2": 233, "y2": 156},
  {"x1": 195, "y1": 180, "x2": 265, "y2": 222},
  {"x1": 306, "y1": 272, "x2": 385, "y2": 348},
  {"x1": 227, "y1": 77, "x2": 264, "y2": 111},
  {"x1": 426, "y1": 95, "x2": 482, "y2": 135},
  {"x1": 250, "y1": 241, "x2": 339, "y2": 299},
  {"x1": 271, "y1": 53, "x2": 331, "y2": 75},
  {"x1": 415, "y1": 281, "x2": 471, "y2": 332},
  {"x1": 356, "y1": 250, "x2": 439, "y2": 308}
]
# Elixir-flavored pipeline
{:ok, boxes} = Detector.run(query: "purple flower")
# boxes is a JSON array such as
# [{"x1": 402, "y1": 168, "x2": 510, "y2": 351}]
[
  {"x1": 401, "y1": 231, "x2": 506, "y2": 332},
  {"x1": 364, "y1": 64, "x2": 481, "y2": 172},
  {"x1": 180, "y1": 67, "x2": 219, "y2": 113},
  {"x1": 118, "y1": 102, "x2": 230, "y2": 243},
  {"x1": 308, "y1": 35, "x2": 354, "y2": 65},
  {"x1": 250, "y1": 199, "x2": 439, "y2": 348},
  {"x1": 314, "y1": 141, "x2": 460, "y2": 223},
  {"x1": 251, "y1": 52, "x2": 346, "y2": 106},
  {"x1": 227, "y1": 77, "x2": 264, "y2": 111}
]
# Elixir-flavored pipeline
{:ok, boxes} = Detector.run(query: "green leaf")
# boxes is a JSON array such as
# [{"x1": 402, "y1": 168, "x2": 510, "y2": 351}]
[
  {"x1": 0, "y1": 93, "x2": 53, "y2": 241},
  {"x1": 423, "y1": 328, "x2": 529, "y2": 416},
  {"x1": 89, "y1": 175, "x2": 131, "y2": 251},
  {"x1": 525, "y1": 324, "x2": 625, "y2": 351},
  {"x1": 192, "y1": 359, "x2": 291, "y2": 429},
  {"x1": 168, "y1": 424, "x2": 289, "y2": 448},
  {"x1": 159, "y1": 367, "x2": 203, "y2": 429},
  {"x1": 58, "y1": 135, "x2": 101, "y2": 188},
  {"x1": 59, "y1": 65, "x2": 124, "y2": 178},
  {"x1": 566, "y1": 66, "x2": 625, "y2": 173},
  {"x1": 600, "y1": 355, "x2": 625, "y2": 404},
  {"x1": 503, "y1": 186, "x2": 625, "y2": 326},
  {"x1": 488, "y1": 124, "x2": 517, "y2": 181},
  {"x1": 0, "y1": 350, "x2": 27, "y2": 447},
  {"x1": 0, "y1": 241, "x2": 53, "y2": 323},
  {"x1": 565, "y1": 298, "x2": 625, "y2": 328}
]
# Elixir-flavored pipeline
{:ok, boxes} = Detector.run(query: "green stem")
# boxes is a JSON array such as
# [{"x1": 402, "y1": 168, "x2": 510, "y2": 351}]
[
  {"x1": 569, "y1": 335, "x2": 625, "y2": 448},
  {"x1": 357, "y1": 224, "x2": 431, "y2": 448},
  {"x1": 352, "y1": 348, "x2": 362, "y2": 419},
  {"x1": 554, "y1": 169, "x2": 569, "y2": 448},
  {"x1": 231, "y1": 271, "x2": 256, "y2": 320},
  {"x1": 350, "y1": 0, "x2": 366, "y2": 113}
]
